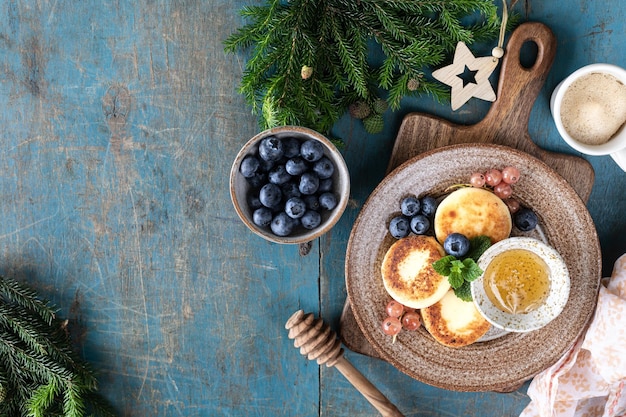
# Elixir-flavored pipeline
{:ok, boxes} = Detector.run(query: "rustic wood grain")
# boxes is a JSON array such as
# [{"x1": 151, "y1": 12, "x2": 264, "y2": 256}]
[
  {"x1": 0, "y1": 1, "x2": 624, "y2": 416},
  {"x1": 0, "y1": 1, "x2": 321, "y2": 415}
]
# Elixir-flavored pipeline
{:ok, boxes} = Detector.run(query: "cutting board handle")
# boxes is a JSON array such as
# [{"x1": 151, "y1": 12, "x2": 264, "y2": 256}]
[
  {"x1": 478, "y1": 22, "x2": 557, "y2": 150},
  {"x1": 386, "y1": 22, "x2": 593, "y2": 201}
]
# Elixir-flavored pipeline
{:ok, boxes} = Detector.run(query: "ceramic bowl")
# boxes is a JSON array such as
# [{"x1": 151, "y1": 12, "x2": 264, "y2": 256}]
[
  {"x1": 471, "y1": 237, "x2": 570, "y2": 333},
  {"x1": 230, "y1": 126, "x2": 350, "y2": 244}
]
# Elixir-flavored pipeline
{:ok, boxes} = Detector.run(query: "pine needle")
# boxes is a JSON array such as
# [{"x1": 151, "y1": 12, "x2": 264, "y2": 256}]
[
  {"x1": 225, "y1": 0, "x2": 513, "y2": 133},
  {"x1": 0, "y1": 276, "x2": 116, "y2": 417}
]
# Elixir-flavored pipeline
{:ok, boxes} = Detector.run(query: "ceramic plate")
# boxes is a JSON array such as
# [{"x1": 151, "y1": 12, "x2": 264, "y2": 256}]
[{"x1": 345, "y1": 143, "x2": 601, "y2": 392}]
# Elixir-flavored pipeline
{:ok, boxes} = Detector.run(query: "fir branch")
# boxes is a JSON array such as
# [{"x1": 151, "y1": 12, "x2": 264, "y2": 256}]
[
  {"x1": 0, "y1": 331, "x2": 73, "y2": 383},
  {"x1": 0, "y1": 278, "x2": 55, "y2": 325},
  {"x1": 226, "y1": 0, "x2": 511, "y2": 134},
  {"x1": 62, "y1": 382, "x2": 86, "y2": 417},
  {"x1": 0, "y1": 304, "x2": 50, "y2": 356},
  {"x1": 27, "y1": 379, "x2": 60, "y2": 417},
  {"x1": 417, "y1": 79, "x2": 452, "y2": 103},
  {"x1": 387, "y1": 72, "x2": 411, "y2": 111},
  {"x1": 0, "y1": 276, "x2": 116, "y2": 417},
  {"x1": 330, "y1": 19, "x2": 369, "y2": 98}
]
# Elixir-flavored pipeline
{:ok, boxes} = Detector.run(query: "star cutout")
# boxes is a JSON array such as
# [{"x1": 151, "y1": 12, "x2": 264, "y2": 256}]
[
  {"x1": 458, "y1": 65, "x2": 478, "y2": 87},
  {"x1": 432, "y1": 42, "x2": 499, "y2": 110}
]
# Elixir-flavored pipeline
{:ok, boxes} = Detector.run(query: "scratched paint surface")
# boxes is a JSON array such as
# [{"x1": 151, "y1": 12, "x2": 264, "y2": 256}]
[
  {"x1": 0, "y1": 1, "x2": 319, "y2": 415},
  {"x1": 0, "y1": 1, "x2": 624, "y2": 416}
]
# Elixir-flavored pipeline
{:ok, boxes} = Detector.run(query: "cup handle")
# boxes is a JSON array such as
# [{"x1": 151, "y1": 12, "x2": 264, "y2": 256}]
[{"x1": 610, "y1": 148, "x2": 626, "y2": 172}]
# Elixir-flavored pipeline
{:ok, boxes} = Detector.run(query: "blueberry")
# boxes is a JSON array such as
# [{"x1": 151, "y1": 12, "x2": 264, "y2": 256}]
[
  {"x1": 259, "y1": 183, "x2": 282, "y2": 208},
  {"x1": 514, "y1": 208, "x2": 538, "y2": 232},
  {"x1": 400, "y1": 196, "x2": 420, "y2": 217},
  {"x1": 299, "y1": 172, "x2": 320, "y2": 195},
  {"x1": 258, "y1": 136, "x2": 284, "y2": 162},
  {"x1": 269, "y1": 202, "x2": 284, "y2": 213},
  {"x1": 247, "y1": 193, "x2": 263, "y2": 210},
  {"x1": 319, "y1": 192, "x2": 337, "y2": 210},
  {"x1": 280, "y1": 181, "x2": 301, "y2": 200},
  {"x1": 443, "y1": 233, "x2": 470, "y2": 258},
  {"x1": 258, "y1": 158, "x2": 275, "y2": 172},
  {"x1": 420, "y1": 196, "x2": 438, "y2": 217},
  {"x1": 304, "y1": 195, "x2": 320, "y2": 211},
  {"x1": 318, "y1": 178, "x2": 333, "y2": 193},
  {"x1": 252, "y1": 207, "x2": 273, "y2": 227},
  {"x1": 285, "y1": 197, "x2": 307, "y2": 219},
  {"x1": 389, "y1": 216, "x2": 410, "y2": 239},
  {"x1": 283, "y1": 136, "x2": 301, "y2": 158},
  {"x1": 246, "y1": 172, "x2": 267, "y2": 189},
  {"x1": 285, "y1": 157, "x2": 308, "y2": 176},
  {"x1": 270, "y1": 212, "x2": 294, "y2": 236},
  {"x1": 300, "y1": 139, "x2": 324, "y2": 162},
  {"x1": 410, "y1": 214, "x2": 430, "y2": 235},
  {"x1": 301, "y1": 210, "x2": 321, "y2": 230},
  {"x1": 240, "y1": 155, "x2": 260, "y2": 178},
  {"x1": 268, "y1": 164, "x2": 292, "y2": 185},
  {"x1": 312, "y1": 157, "x2": 335, "y2": 179}
]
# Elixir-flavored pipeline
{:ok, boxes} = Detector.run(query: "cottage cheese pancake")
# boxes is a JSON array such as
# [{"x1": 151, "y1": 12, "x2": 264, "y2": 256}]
[
  {"x1": 381, "y1": 235, "x2": 449, "y2": 309},
  {"x1": 421, "y1": 289, "x2": 491, "y2": 348},
  {"x1": 434, "y1": 187, "x2": 512, "y2": 245}
]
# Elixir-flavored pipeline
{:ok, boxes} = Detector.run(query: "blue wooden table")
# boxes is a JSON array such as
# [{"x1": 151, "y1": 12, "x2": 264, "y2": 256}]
[{"x1": 0, "y1": 1, "x2": 624, "y2": 416}]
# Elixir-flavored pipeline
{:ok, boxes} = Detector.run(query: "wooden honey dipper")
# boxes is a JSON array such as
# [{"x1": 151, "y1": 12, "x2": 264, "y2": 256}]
[{"x1": 286, "y1": 310, "x2": 404, "y2": 417}]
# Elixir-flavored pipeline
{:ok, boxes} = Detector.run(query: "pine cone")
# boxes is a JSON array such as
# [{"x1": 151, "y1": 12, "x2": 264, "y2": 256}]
[
  {"x1": 407, "y1": 78, "x2": 420, "y2": 91},
  {"x1": 301, "y1": 65, "x2": 313, "y2": 80},
  {"x1": 348, "y1": 101, "x2": 372, "y2": 120},
  {"x1": 363, "y1": 114, "x2": 384, "y2": 134},
  {"x1": 372, "y1": 98, "x2": 388, "y2": 114}
]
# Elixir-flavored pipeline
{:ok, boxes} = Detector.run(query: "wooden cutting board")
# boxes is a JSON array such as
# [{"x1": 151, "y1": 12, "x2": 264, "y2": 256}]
[{"x1": 340, "y1": 22, "x2": 595, "y2": 361}]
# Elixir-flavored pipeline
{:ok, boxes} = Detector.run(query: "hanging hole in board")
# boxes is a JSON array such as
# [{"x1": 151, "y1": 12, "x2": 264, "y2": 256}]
[{"x1": 519, "y1": 40, "x2": 539, "y2": 69}]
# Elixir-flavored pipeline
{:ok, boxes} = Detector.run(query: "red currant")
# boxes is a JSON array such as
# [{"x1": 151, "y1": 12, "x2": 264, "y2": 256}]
[
  {"x1": 502, "y1": 166, "x2": 520, "y2": 184},
  {"x1": 504, "y1": 198, "x2": 520, "y2": 214},
  {"x1": 485, "y1": 169, "x2": 503, "y2": 187},
  {"x1": 385, "y1": 300, "x2": 404, "y2": 318},
  {"x1": 401, "y1": 311, "x2": 421, "y2": 331},
  {"x1": 494, "y1": 182, "x2": 512, "y2": 199},
  {"x1": 382, "y1": 317, "x2": 402, "y2": 336},
  {"x1": 470, "y1": 172, "x2": 485, "y2": 188}
]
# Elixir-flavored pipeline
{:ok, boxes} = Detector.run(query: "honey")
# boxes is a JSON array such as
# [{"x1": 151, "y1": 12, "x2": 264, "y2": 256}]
[{"x1": 483, "y1": 249, "x2": 550, "y2": 314}]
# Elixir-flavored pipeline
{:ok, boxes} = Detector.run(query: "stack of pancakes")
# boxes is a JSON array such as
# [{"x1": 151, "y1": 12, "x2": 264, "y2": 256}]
[{"x1": 381, "y1": 187, "x2": 512, "y2": 347}]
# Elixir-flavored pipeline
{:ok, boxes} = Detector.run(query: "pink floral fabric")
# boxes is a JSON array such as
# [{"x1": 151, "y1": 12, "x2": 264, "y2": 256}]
[{"x1": 521, "y1": 254, "x2": 626, "y2": 417}]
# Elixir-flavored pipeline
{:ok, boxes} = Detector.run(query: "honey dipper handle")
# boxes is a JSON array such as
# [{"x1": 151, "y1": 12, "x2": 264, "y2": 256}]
[
  {"x1": 286, "y1": 310, "x2": 404, "y2": 417},
  {"x1": 333, "y1": 356, "x2": 405, "y2": 417}
]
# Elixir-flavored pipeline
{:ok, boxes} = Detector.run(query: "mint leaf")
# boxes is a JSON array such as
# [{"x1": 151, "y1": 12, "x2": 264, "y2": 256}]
[
  {"x1": 448, "y1": 269, "x2": 465, "y2": 289},
  {"x1": 461, "y1": 258, "x2": 483, "y2": 282},
  {"x1": 434, "y1": 254, "x2": 482, "y2": 297},
  {"x1": 450, "y1": 259, "x2": 465, "y2": 275},
  {"x1": 467, "y1": 235, "x2": 492, "y2": 261},
  {"x1": 432, "y1": 255, "x2": 456, "y2": 276},
  {"x1": 453, "y1": 281, "x2": 473, "y2": 301}
]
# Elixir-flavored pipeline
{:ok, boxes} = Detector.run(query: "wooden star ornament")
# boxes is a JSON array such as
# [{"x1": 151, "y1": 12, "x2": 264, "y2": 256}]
[{"x1": 432, "y1": 41, "x2": 501, "y2": 111}]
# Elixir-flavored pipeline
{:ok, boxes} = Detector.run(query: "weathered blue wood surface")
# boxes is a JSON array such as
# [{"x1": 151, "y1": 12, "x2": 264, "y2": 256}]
[{"x1": 0, "y1": 1, "x2": 624, "y2": 416}]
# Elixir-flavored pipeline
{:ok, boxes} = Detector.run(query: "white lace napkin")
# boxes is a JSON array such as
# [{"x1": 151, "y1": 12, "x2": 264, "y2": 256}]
[{"x1": 520, "y1": 253, "x2": 626, "y2": 417}]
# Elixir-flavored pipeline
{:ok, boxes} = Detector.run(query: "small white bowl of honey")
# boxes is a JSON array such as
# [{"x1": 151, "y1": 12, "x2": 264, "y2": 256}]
[{"x1": 471, "y1": 237, "x2": 570, "y2": 333}]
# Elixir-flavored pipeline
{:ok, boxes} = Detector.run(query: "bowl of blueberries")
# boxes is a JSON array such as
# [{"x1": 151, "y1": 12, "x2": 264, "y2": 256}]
[{"x1": 230, "y1": 126, "x2": 350, "y2": 244}]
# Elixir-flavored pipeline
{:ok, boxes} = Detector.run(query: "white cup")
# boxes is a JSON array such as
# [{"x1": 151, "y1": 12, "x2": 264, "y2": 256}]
[{"x1": 550, "y1": 63, "x2": 626, "y2": 171}]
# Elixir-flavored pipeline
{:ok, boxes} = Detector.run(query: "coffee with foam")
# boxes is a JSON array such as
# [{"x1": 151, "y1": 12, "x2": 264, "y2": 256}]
[{"x1": 560, "y1": 72, "x2": 626, "y2": 145}]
